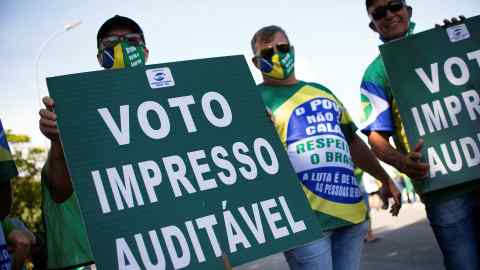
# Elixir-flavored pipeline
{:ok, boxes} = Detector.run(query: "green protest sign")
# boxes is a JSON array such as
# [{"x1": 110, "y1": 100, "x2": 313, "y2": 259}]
[
  {"x1": 47, "y1": 55, "x2": 323, "y2": 270},
  {"x1": 380, "y1": 16, "x2": 480, "y2": 194}
]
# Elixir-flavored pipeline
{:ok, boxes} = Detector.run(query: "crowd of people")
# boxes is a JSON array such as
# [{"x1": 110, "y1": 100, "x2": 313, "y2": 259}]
[{"x1": 1, "y1": 0, "x2": 479, "y2": 269}]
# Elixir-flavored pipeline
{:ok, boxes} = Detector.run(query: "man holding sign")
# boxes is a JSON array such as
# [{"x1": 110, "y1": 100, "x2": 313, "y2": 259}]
[
  {"x1": 360, "y1": 0, "x2": 480, "y2": 269},
  {"x1": 251, "y1": 25, "x2": 401, "y2": 270},
  {"x1": 38, "y1": 15, "x2": 149, "y2": 269},
  {"x1": 40, "y1": 15, "x2": 329, "y2": 269}
]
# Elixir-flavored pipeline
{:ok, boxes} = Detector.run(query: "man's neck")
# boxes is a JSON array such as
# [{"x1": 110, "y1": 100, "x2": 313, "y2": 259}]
[
  {"x1": 381, "y1": 33, "x2": 406, "y2": 43},
  {"x1": 262, "y1": 74, "x2": 299, "y2": 86}
]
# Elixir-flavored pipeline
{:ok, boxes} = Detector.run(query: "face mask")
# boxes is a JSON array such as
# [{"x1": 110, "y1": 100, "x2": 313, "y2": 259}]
[
  {"x1": 259, "y1": 50, "x2": 295, "y2": 80},
  {"x1": 99, "y1": 40, "x2": 146, "y2": 69}
]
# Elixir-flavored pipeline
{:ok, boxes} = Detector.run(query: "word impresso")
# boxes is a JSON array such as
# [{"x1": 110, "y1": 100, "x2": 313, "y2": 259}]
[{"x1": 91, "y1": 138, "x2": 279, "y2": 214}]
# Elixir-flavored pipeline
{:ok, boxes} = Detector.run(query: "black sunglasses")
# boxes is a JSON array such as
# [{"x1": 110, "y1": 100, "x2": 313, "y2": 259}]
[
  {"x1": 255, "y1": 43, "x2": 292, "y2": 60},
  {"x1": 99, "y1": 33, "x2": 144, "y2": 50},
  {"x1": 371, "y1": 1, "x2": 405, "y2": 21}
]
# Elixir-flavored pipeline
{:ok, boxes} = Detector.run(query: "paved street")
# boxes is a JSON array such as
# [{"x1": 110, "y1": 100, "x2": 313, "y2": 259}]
[{"x1": 237, "y1": 202, "x2": 444, "y2": 270}]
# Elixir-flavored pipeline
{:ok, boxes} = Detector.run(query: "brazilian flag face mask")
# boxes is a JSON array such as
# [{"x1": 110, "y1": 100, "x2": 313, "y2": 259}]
[
  {"x1": 99, "y1": 40, "x2": 146, "y2": 69},
  {"x1": 259, "y1": 48, "x2": 295, "y2": 80}
]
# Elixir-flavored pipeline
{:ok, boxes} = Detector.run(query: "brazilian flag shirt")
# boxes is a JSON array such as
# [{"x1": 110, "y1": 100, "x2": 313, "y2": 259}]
[{"x1": 257, "y1": 81, "x2": 367, "y2": 230}]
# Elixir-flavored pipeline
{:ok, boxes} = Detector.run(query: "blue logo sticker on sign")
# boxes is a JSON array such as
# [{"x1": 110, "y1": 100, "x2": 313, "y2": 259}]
[{"x1": 145, "y1": 67, "x2": 175, "y2": 89}]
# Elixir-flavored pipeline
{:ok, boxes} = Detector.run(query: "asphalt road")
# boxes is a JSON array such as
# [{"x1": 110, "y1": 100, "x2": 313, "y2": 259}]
[{"x1": 236, "y1": 202, "x2": 444, "y2": 270}]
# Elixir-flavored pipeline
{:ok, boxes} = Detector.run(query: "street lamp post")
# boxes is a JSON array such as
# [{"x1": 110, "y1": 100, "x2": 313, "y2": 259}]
[
  {"x1": 35, "y1": 21, "x2": 82, "y2": 146},
  {"x1": 35, "y1": 21, "x2": 82, "y2": 105}
]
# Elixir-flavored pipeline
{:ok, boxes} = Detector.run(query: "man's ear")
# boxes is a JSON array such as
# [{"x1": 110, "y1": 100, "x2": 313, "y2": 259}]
[
  {"x1": 369, "y1": 21, "x2": 377, "y2": 32},
  {"x1": 407, "y1": 6, "x2": 413, "y2": 19},
  {"x1": 144, "y1": 47, "x2": 149, "y2": 63},
  {"x1": 251, "y1": 57, "x2": 259, "y2": 68},
  {"x1": 97, "y1": 52, "x2": 103, "y2": 67}
]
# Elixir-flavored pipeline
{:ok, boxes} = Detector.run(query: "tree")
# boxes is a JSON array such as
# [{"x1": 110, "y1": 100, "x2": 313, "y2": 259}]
[{"x1": 6, "y1": 130, "x2": 46, "y2": 234}]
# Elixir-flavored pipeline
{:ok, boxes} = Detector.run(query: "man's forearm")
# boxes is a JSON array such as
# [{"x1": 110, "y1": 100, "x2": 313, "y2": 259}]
[
  {"x1": 45, "y1": 140, "x2": 72, "y2": 203},
  {"x1": 367, "y1": 131, "x2": 406, "y2": 173},
  {"x1": 368, "y1": 131, "x2": 429, "y2": 179},
  {"x1": 350, "y1": 134, "x2": 391, "y2": 183}
]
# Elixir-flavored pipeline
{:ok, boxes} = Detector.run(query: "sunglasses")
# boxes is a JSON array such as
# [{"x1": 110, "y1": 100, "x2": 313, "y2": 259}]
[
  {"x1": 99, "y1": 33, "x2": 144, "y2": 49},
  {"x1": 255, "y1": 43, "x2": 292, "y2": 60},
  {"x1": 370, "y1": 1, "x2": 405, "y2": 21}
]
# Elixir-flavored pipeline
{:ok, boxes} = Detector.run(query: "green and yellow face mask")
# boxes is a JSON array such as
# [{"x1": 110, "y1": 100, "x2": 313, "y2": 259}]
[
  {"x1": 258, "y1": 48, "x2": 295, "y2": 80},
  {"x1": 99, "y1": 40, "x2": 146, "y2": 69}
]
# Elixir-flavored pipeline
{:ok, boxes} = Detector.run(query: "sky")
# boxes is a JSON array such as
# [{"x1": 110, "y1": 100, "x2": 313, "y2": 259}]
[{"x1": 0, "y1": 0, "x2": 478, "y2": 147}]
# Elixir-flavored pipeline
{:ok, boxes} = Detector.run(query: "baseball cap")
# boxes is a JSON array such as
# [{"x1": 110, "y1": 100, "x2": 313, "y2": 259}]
[{"x1": 97, "y1": 15, "x2": 144, "y2": 46}]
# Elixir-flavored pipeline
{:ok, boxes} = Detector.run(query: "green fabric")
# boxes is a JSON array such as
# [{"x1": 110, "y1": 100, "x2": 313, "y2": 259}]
[
  {"x1": 1, "y1": 219, "x2": 14, "y2": 236},
  {"x1": 41, "y1": 167, "x2": 94, "y2": 269},
  {"x1": 258, "y1": 80, "x2": 306, "y2": 112},
  {"x1": 0, "y1": 161, "x2": 17, "y2": 185},
  {"x1": 313, "y1": 211, "x2": 353, "y2": 230}
]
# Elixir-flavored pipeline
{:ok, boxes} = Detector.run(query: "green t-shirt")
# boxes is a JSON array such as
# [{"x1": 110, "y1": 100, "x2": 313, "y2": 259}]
[
  {"x1": 41, "y1": 167, "x2": 94, "y2": 269},
  {"x1": 257, "y1": 81, "x2": 367, "y2": 231}
]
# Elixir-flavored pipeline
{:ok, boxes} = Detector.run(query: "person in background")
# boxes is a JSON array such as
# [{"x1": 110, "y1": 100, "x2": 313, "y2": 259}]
[
  {"x1": 3, "y1": 218, "x2": 36, "y2": 270},
  {"x1": 401, "y1": 174, "x2": 416, "y2": 203},
  {"x1": 355, "y1": 168, "x2": 382, "y2": 243},
  {"x1": 0, "y1": 119, "x2": 17, "y2": 270},
  {"x1": 0, "y1": 120, "x2": 34, "y2": 270}
]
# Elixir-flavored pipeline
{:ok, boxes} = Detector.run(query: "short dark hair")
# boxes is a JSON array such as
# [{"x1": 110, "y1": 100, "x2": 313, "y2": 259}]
[
  {"x1": 366, "y1": 0, "x2": 375, "y2": 8},
  {"x1": 250, "y1": 25, "x2": 289, "y2": 54},
  {"x1": 97, "y1": 15, "x2": 145, "y2": 48},
  {"x1": 366, "y1": 0, "x2": 406, "y2": 9}
]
